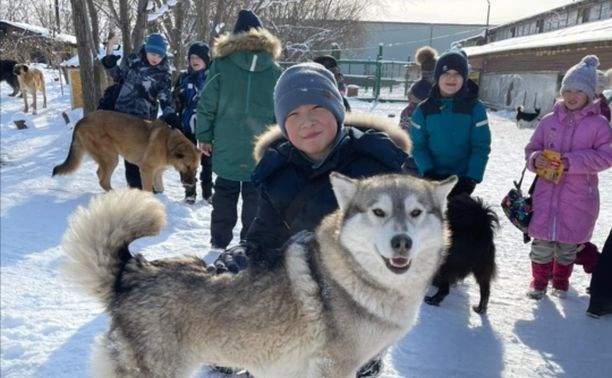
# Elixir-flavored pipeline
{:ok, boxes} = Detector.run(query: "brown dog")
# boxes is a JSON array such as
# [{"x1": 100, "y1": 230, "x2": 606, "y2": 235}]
[
  {"x1": 13, "y1": 64, "x2": 47, "y2": 114},
  {"x1": 52, "y1": 110, "x2": 201, "y2": 192}
]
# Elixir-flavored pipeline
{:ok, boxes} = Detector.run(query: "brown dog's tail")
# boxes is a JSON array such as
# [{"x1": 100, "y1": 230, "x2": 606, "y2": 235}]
[
  {"x1": 60, "y1": 189, "x2": 167, "y2": 307},
  {"x1": 52, "y1": 120, "x2": 85, "y2": 176}
]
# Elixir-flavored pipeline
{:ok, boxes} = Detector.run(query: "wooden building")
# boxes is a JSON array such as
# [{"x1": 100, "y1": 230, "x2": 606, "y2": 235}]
[
  {"x1": 0, "y1": 20, "x2": 76, "y2": 64},
  {"x1": 456, "y1": 1, "x2": 612, "y2": 113}
]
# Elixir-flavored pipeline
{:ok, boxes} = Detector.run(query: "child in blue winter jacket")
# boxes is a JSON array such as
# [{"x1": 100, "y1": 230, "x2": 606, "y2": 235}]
[
  {"x1": 172, "y1": 41, "x2": 213, "y2": 203},
  {"x1": 101, "y1": 33, "x2": 179, "y2": 189},
  {"x1": 409, "y1": 49, "x2": 491, "y2": 196}
]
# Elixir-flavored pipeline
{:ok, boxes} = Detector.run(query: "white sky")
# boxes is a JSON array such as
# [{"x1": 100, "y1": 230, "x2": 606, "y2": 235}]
[
  {"x1": 366, "y1": 0, "x2": 577, "y2": 25},
  {"x1": 1, "y1": 66, "x2": 612, "y2": 378}
]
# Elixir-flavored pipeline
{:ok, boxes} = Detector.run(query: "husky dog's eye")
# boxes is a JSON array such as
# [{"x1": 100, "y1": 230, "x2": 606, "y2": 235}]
[
  {"x1": 372, "y1": 208, "x2": 386, "y2": 217},
  {"x1": 410, "y1": 209, "x2": 422, "y2": 217}
]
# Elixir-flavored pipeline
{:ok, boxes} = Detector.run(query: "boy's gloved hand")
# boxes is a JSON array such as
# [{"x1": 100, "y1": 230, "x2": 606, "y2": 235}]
[
  {"x1": 101, "y1": 55, "x2": 120, "y2": 69},
  {"x1": 211, "y1": 245, "x2": 249, "y2": 274},
  {"x1": 449, "y1": 176, "x2": 476, "y2": 197},
  {"x1": 159, "y1": 113, "x2": 182, "y2": 129}
]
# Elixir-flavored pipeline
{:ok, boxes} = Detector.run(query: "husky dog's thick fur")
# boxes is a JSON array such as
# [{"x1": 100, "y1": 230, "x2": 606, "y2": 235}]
[
  {"x1": 61, "y1": 173, "x2": 456, "y2": 378},
  {"x1": 425, "y1": 194, "x2": 499, "y2": 313}
]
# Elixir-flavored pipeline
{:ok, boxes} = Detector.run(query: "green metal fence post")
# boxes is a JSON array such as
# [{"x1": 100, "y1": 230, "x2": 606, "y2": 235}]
[{"x1": 375, "y1": 44, "x2": 383, "y2": 100}]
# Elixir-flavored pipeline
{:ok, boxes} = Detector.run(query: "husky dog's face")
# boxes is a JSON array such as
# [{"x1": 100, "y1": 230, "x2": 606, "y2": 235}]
[{"x1": 330, "y1": 173, "x2": 456, "y2": 286}]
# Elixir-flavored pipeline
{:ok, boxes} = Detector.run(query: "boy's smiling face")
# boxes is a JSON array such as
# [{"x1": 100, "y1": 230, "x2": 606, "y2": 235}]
[
  {"x1": 438, "y1": 69, "x2": 464, "y2": 97},
  {"x1": 285, "y1": 104, "x2": 338, "y2": 162}
]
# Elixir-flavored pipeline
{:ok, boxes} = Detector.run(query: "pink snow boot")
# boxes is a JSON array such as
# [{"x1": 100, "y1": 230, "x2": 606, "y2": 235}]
[
  {"x1": 552, "y1": 260, "x2": 574, "y2": 297},
  {"x1": 527, "y1": 262, "x2": 553, "y2": 299}
]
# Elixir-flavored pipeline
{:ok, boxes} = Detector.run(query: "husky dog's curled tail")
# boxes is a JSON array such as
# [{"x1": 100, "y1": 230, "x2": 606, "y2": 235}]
[{"x1": 61, "y1": 189, "x2": 166, "y2": 307}]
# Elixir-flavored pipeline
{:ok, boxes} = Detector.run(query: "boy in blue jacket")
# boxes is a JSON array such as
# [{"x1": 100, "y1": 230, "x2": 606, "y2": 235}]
[
  {"x1": 172, "y1": 41, "x2": 213, "y2": 203},
  {"x1": 409, "y1": 49, "x2": 491, "y2": 196}
]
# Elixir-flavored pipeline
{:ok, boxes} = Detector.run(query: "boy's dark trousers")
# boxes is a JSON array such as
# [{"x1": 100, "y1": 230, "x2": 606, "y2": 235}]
[
  {"x1": 125, "y1": 160, "x2": 142, "y2": 189},
  {"x1": 183, "y1": 132, "x2": 213, "y2": 200},
  {"x1": 588, "y1": 229, "x2": 612, "y2": 315},
  {"x1": 210, "y1": 176, "x2": 257, "y2": 249}
]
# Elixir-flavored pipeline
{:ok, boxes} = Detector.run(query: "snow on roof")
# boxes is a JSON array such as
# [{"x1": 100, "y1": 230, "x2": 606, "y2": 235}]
[
  {"x1": 1, "y1": 19, "x2": 77, "y2": 45},
  {"x1": 463, "y1": 18, "x2": 612, "y2": 57}
]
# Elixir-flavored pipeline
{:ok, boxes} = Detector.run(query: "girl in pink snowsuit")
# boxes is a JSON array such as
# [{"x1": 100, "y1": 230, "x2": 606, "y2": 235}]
[{"x1": 524, "y1": 55, "x2": 612, "y2": 299}]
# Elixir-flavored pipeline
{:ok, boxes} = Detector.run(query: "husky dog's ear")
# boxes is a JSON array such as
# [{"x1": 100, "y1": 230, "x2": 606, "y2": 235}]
[
  {"x1": 433, "y1": 175, "x2": 458, "y2": 205},
  {"x1": 330, "y1": 172, "x2": 357, "y2": 210}
]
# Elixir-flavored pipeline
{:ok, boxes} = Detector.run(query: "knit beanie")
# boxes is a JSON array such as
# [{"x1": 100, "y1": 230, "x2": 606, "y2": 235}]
[
  {"x1": 144, "y1": 33, "x2": 168, "y2": 57},
  {"x1": 560, "y1": 55, "x2": 599, "y2": 99},
  {"x1": 415, "y1": 46, "x2": 437, "y2": 82},
  {"x1": 434, "y1": 49, "x2": 468, "y2": 82},
  {"x1": 313, "y1": 55, "x2": 338, "y2": 70},
  {"x1": 409, "y1": 79, "x2": 433, "y2": 101},
  {"x1": 233, "y1": 9, "x2": 263, "y2": 34},
  {"x1": 188, "y1": 41, "x2": 210, "y2": 67},
  {"x1": 274, "y1": 62, "x2": 345, "y2": 137}
]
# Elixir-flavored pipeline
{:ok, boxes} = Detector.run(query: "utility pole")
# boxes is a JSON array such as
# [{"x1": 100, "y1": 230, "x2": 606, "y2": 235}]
[{"x1": 484, "y1": 0, "x2": 491, "y2": 44}]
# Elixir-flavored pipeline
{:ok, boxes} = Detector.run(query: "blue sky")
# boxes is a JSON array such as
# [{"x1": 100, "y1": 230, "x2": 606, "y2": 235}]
[{"x1": 366, "y1": 0, "x2": 577, "y2": 25}]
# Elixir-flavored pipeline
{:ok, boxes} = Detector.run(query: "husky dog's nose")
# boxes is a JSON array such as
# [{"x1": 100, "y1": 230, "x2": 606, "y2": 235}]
[{"x1": 391, "y1": 234, "x2": 412, "y2": 254}]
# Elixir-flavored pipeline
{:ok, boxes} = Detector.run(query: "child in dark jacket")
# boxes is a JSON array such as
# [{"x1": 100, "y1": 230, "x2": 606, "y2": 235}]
[
  {"x1": 399, "y1": 46, "x2": 437, "y2": 131},
  {"x1": 587, "y1": 229, "x2": 612, "y2": 318},
  {"x1": 172, "y1": 41, "x2": 213, "y2": 203},
  {"x1": 524, "y1": 55, "x2": 612, "y2": 300},
  {"x1": 409, "y1": 49, "x2": 491, "y2": 197},
  {"x1": 210, "y1": 62, "x2": 413, "y2": 378},
  {"x1": 101, "y1": 33, "x2": 178, "y2": 189}
]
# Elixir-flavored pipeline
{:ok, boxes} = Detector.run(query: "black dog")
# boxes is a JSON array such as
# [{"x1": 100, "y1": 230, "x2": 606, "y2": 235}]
[
  {"x1": 516, "y1": 105, "x2": 541, "y2": 124},
  {"x1": 425, "y1": 194, "x2": 499, "y2": 314},
  {"x1": 0, "y1": 59, "x2": 21, "y2": 97}
]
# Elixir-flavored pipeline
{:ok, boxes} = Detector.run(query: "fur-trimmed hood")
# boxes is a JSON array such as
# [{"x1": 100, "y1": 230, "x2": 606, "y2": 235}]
[
  {"x1": 212, "y1": 28, "x2": 282, "y2": 60},
  {"x1": 253, "y1": 112, "x2": 412, "y2": 162}
]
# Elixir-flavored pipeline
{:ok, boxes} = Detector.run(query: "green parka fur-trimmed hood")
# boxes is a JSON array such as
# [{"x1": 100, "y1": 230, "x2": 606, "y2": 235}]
[
  {"x1": 253, "y1": 112, "x2": 412, "y2": 163},
  {"x1": 212, "y1": 28, "x2": 282, "y2": 61}
]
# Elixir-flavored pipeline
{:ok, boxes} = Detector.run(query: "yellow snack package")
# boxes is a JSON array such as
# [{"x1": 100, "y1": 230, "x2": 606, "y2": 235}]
[{"x1": 536, "y1": 149, "x2": 564, "y2": 183}]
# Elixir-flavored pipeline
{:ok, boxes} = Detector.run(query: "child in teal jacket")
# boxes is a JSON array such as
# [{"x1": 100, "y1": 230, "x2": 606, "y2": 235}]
[{"x1": 410, "y1": 49, "x2": 491, "y2": 196}]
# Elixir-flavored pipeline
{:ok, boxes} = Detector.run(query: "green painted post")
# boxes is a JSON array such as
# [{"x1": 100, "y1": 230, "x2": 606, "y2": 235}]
[{"x1": 374, "y1": 44, "x2": 383, "y2": 100}]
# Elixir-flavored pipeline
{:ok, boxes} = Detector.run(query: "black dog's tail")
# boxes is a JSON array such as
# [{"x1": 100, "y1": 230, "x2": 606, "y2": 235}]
[
  {"x1": 60, "y1": 189, "x2": 167, "y2": 307},
  {"x1": 447, "y1": 194, "x2": 499, "y2": 240}
]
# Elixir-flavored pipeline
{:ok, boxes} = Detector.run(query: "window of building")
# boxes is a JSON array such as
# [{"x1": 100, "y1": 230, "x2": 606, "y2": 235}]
[{"x1": 536, "y1": 18, "x2": 544, "y2": 33}]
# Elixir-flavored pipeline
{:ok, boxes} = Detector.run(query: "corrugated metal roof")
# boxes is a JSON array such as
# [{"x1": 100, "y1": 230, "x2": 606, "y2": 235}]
[{"x1": 463, "y1": 18, "x2": 612, "y2": 57}]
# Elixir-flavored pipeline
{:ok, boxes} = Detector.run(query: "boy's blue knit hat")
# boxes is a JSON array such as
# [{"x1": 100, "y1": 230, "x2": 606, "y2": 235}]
[
  {"x1": 434, "y1": 49, "x2": 468, "y2": 82},
  {"x1": 233, "y1": 9, "x2": 263, "y2": 34},
  {"x1": 144, "y1": 33, "x2": 168, "y2": 57},
  {"x1": 274, "y1": 62, "x2": 345, "y2": 137},
  {"x1": 561, "y1": 55, "x2": 599, "y2": 100}
]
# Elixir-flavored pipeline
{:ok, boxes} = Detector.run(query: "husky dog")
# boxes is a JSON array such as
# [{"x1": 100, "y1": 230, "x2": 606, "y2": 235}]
[{"x1": 61, "y1": 173, "x2": 456, "y2": 378}]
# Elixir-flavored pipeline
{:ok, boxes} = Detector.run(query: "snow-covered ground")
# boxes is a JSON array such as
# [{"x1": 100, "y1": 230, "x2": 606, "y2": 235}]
[{"x1": 1, "y1": 68, "x2": 611, "y2": 378}]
